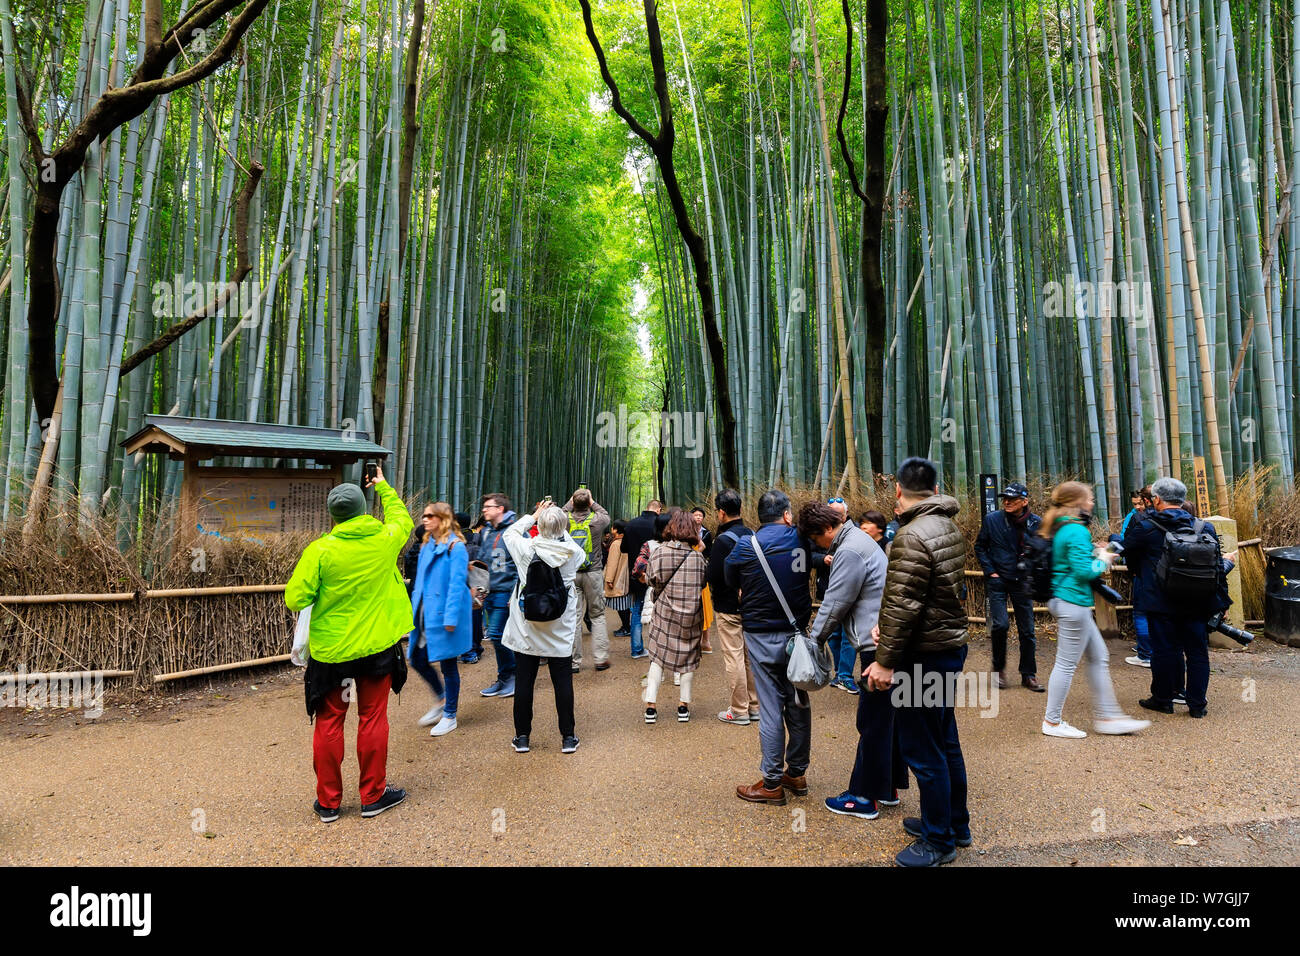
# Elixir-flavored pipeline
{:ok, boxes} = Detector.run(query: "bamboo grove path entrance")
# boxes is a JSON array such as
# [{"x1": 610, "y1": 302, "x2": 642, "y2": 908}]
[{"x1": 4, "y1": 612, "x2": 1299, "y2": 867}]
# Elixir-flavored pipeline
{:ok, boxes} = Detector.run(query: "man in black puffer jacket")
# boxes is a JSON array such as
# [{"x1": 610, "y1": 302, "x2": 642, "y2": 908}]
[
  {"x1": 866, "y1": 457, "x2": 970, "y2": 868},
  {"x1": 974, "y1": 482, "x2": 1043, "y2": 691}
]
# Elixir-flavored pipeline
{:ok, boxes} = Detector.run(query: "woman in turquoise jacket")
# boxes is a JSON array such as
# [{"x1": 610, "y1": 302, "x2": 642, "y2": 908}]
[
  {"x1": 1040, "y1": 482, "x2": 1150, "y2": 739},
  {"x1": 410, "y1": 502, "x2": 473, "y2": 736}
]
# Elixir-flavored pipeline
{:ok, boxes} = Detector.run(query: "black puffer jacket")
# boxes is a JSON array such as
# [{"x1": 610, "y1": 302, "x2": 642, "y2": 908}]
[{"x1": 875, "y1": 495, "x2": 969, "y2": 668}]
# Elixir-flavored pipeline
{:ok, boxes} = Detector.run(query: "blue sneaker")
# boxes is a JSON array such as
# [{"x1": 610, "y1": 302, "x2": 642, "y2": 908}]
[
  {"x1": 895, "y1": 838, "x2": 955, "y2": 867},
  {"x1": 498, "y1": 677, "x2": 515, "y2": 698},
  {"x1": 460, "y1": 651, "x2": 481, "y2": 664},
  {"x1": 824, "y1": 792, "x2": 879, "y2": 820},
  {"x1": 481, "y1": 680, "x2": 506, "y2": 697},
  {"x1": 841, "y1": 677, "x2": 860, "y2": 695}
]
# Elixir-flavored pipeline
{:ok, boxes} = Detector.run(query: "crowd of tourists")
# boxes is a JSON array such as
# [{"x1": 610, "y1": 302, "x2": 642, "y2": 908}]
[{"x1": 284, "y1": 456, "x2": 1235, "y2": 866}]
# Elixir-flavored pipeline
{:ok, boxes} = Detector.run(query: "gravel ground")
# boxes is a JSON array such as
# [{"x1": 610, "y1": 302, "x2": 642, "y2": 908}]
[{"x1": 3, "y1": 615, "x2": 1298, "y2": 866}]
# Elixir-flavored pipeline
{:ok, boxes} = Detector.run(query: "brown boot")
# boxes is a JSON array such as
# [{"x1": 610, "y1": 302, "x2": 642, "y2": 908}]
[
  {"x1": 736, "y1": 780, "x2": 787, "y2": 805},
  {"x1": 780, "y1": 773, "x2": 809, "y2": 796}
]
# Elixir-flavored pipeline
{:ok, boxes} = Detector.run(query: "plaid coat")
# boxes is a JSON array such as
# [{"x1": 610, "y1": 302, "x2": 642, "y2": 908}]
[{"x1": 646, "y1": 540, "x2": 707, "y2": 673}]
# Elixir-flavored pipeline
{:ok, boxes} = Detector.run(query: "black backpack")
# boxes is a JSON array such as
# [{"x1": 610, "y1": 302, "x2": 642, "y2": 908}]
[
  {"x1": 1021, "y1": 533, "x2": 1055, "y2": 602},
  {"x1": 520, "y1": 555, "x2": 568, "y2": 622},
  {"x1": 1154, "y1": 517, "x2": 1221, "y2": 609}
]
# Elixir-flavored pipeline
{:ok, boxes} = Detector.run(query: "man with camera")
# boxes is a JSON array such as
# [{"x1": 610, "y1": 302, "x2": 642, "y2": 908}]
[
  {"x1": 974, "y1": 481, "x2": 1043, "y2": 691},
  {"x1": 1121, "y1": 477, "x2": 1236, "y2": 719}
]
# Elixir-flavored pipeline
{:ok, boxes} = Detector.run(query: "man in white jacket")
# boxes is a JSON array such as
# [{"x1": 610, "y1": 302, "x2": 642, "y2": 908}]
[{"x1": 501, "y1": 502, "x2": 586, "y2": 754}]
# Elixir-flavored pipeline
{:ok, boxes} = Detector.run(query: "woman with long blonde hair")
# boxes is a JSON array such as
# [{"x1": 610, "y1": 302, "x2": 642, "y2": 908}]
[
  {"x1": 1039, "y1": 481, "x2": 1150, "y2": 739},
  {"x1": 409, "y1": 502, "x2": 473, "y2": 737}
]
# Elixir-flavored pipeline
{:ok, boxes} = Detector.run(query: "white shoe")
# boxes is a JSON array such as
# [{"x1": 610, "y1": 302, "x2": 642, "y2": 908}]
[
  {"x1": 418, "y1": 702, "x2": 445, "y2": 727},
  {"x1": 673, "y1": 672, "x2": 681, "y2": 686},
  {"x1": 1125, "y1": 656, "x2": 1151, "y2": 668},
  {"x1": 1094, "y1": 716, "x2": 1151, "y2": 735},
  {"x1": 1042, "y1": 719, "x2": 1087, "y2": 738},
  {"x1": 429, "y1": 715, "x2": 458, "y2": 737}
]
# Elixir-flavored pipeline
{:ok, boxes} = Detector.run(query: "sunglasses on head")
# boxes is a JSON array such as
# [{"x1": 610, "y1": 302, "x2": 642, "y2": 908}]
[{"x1": 828, "y1": 498, "x2": 845, "y2": 504}]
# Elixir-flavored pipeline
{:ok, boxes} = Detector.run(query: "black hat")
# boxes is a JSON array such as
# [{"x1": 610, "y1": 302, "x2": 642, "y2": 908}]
[{"x1": 999, "y1": 481, "x2": 1029, "y2": 500}]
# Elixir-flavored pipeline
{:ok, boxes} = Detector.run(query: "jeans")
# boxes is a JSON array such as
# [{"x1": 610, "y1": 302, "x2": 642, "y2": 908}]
[
  {"x1": 826, "y1": 626, "x2": 858, "y2": 684},
  {"x1": 513, "y1": 653, "x2": 575, "y2": 738},
  {"x1": 410, "y1": 640, "x2": 461, "y2": 718},
  {"x1": 1044, "y1": 599, "x2": 1126, "y2": 724},
  {"x1": 847, "y1": 650, "x2": 909, "y2": 800},
  {"x1": 484, "y1": 590, "x2": 516, "y2": 682},
  {"x1": 1131, "y1": 578, "x2": 1150, "y2": 661},
  {"x1": 629, "y1": 593, "x2": 646, "y2": 656},
  {"x1": 892, "y1": 645, "x2": 970, "y2": 855},
  {"x1": 471, "y1": 604, "x2": 484, "y2": 654},
  {"x1": 743, "y1": 629, "x2": 812, "y2": 787},
  {"x1": 1146, "y1": 613, "x2": 1209, "y2": 709},
  {"x1": 988, "y1": 577, "x2": 1037, "y2": 676}
]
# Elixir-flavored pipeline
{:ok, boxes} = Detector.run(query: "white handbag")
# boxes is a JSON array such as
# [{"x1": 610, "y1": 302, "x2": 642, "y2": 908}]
[{"x1": 291, "y1": 604, "x2": 313, "y2": 667}]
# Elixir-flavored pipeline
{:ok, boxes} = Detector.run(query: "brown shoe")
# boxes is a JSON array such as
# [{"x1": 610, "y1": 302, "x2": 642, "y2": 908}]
[
  {"x1": 595, "y1": 660, "x2": 610, "y2": 672},
  {"x1": 996, "y1": 671, "x2": 1008, "y2": 690},
  {"x1": 1022, "y1": 676, "x2": 1045, "y2": 693},
  {"x1": 736, "y1": 780, "x2": 787, "y2": 805},
  {"x1": 780, "y1": 773, "x2": 809, "y2": 796}
]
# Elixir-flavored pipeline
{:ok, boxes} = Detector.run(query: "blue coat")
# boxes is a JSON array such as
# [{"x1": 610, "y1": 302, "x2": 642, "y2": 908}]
[
  {"x1": 1121, "y1": 507, "x2": 1228, "y2": 617},
  {"x1": 723, "y1": 522, "x2": 813, "y2": 633},
  {"x1": 409, "y1": 536, "x2": 473, "y2": 662}
]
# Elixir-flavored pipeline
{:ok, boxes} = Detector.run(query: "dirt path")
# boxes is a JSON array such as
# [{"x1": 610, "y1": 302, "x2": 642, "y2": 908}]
[{"x1": 4, "y1": 618, "x2": 1298, "y2": 866}]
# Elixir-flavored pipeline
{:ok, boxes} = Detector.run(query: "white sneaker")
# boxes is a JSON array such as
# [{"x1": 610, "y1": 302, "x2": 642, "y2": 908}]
[
  {"x1": 429, "y1": 715, "x2": 458, "y2": 737},
  {"x1": 418, "y1": 702, "x2": 445, "y2": 727},
  {"x1": 1094, "y1": 716, "x2": 1151, "y2": 735},
  {"x1": 1125, "y1": 656, "x2": 1151, "y2": 668},
  {"x1": 1042, "y1": 719, "x2": 1087, "y2": 738}
]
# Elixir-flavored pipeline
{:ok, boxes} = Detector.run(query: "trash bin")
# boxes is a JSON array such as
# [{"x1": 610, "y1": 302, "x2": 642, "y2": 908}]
[{"x1": 1264, "y1": 546, "x2": 1300, "y2": 647}]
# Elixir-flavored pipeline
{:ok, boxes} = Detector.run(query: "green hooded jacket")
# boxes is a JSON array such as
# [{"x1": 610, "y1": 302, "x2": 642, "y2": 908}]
[
  {"x1": 1050, "y1": 516, "x2": 1106, "y2": 608},
  {"x1": 285, "y1": 480, "x2": 414, "y2": 663}
]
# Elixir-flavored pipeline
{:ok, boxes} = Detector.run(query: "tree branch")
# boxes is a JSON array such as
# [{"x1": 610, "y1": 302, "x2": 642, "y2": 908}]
[
  {"x1": 579, "y1": 0, "x2": 661, "y2": 148},
  {"x1": 120, "y1": 162, "x2": 265, "y2": 377},
  {"x1": 835, "y1": 0, "x2": 869, "y2": 203}
]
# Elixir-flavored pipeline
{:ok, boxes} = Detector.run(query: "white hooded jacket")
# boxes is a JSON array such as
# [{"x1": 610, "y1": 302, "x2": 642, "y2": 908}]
[{"x1": 501, "y1": 513, "x2": 587, "y2": 657}]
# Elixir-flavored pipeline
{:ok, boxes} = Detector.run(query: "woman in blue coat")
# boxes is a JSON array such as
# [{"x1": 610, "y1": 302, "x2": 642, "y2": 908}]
[{"x1": 409, "y1": 502, "x2": 473, "y2": 736}]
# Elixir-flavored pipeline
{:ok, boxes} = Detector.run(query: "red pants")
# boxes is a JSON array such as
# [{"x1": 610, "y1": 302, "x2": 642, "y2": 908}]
[{"x1": 312, "y1": 674, "x2": 391, "y2": 808}]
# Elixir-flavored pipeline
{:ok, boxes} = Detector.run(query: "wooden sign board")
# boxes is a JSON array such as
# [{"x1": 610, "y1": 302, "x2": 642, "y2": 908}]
[
  {"x1": 187, "y1": 467, "x2": 340, "y2": 539},
  {"x1": 1192, "y1": 456, "x2": 1211, "y2": 517}
]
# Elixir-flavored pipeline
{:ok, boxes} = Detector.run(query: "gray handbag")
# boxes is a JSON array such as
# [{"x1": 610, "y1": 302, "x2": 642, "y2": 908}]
[{"x1": 752, "y1": 537, "x2": 832, "y2": 693}]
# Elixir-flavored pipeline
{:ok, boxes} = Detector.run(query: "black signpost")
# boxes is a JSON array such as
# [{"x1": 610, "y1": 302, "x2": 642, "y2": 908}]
[{"x1": 980, "y1": 473, "x2": 1000, "y2": 516}]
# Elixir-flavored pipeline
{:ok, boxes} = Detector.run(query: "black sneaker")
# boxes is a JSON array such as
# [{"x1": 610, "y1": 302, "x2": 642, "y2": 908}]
[
  {"x1": 895, "y1": 838, "x2": 956, "y2": 867},
  {"x1": 1188, "y1": 705, "x2": 1207, "y2": 718},
  {"x1": 561, "y1": 735, "x2": 580, "y2": 753},
  {"x1": 313, "y1": 800, "x2": 340, "y2": 823},
  {"x1": 677, "y1": 704, "x2": 690, "y2": 722},
  {"x1": 903, "y1": 816, "x2": 972, "y2": 848},
  {"x1": 360, "y1": 785, "x2": 406, "y2": 818},
  {"x1": 512, "y1": 734, "x2": 530, "y2": 753},
  {"x1": 644, "y1": 707, "x2": 656, "y2": 724}
]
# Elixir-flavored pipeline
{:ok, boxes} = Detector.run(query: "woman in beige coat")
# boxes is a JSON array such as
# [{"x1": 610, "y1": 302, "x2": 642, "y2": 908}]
[{"x1": 642, "y1": 511, "x2": 707, "y2": 724}]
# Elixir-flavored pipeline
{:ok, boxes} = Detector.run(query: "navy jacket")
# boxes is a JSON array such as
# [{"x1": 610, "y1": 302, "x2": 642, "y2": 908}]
[
  {"x1": 1121, "y1": 507, "x2": 1228, "y2": 617},
  {"x1": 622, "y1": 511, "x2": 660, "y2": 598},
  {"x1": 724, "y1": 522, "x2": 813, "y2": 633},
  {"x1": 479, "y1": 513, "x2": 520, "y2": 593},
  {"x1": 975, "y1": 509, "x2": 1042, "y2": 581},
  {"x1": 705, "y1": 518, "x2": 753, "y2": 614}
]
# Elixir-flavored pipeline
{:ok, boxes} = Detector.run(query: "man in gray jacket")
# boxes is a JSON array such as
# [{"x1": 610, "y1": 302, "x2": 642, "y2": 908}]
[
  {"x1": 563, "y1": 488, "x2": 611, "y2": 672},
  {"x1": 798, "y1": 503, "x2": 903, "y2": 822}
]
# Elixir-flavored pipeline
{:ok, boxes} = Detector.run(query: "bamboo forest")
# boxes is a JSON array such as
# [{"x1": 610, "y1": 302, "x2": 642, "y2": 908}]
[{"x1": 3, "y1": 0, "x2": 1300, "y2": 533}]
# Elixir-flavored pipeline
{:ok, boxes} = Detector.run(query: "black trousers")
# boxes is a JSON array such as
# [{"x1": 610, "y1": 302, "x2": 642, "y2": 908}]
[
  {"x1": 513, "y1": 652, "x2": 576, "y2": 738},
  {"x1": 988, "y1": 578, "x2": 1037, "y2": 676},
  {"x1": 848, "y1": 650, "x2": 910, "y2": 800}
]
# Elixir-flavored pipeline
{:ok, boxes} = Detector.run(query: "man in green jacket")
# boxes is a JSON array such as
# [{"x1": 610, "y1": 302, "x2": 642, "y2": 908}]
[{"x1": 286, "y1": 464, "x2": 413, "y2": 822}]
